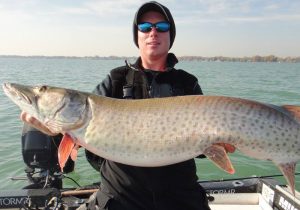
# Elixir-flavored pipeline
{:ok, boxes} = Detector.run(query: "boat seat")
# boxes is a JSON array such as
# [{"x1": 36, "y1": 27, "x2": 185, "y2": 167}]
[
  {"x1": 210, "y1": 205, "x2": 263, "y2": 210},
  {"x1": 208, "y1": 193, "x2": 273, "y2": 210}
]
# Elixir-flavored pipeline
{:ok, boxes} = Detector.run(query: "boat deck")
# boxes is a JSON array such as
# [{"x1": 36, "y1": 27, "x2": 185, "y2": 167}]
[{"x1": 1, "y1": 178, "x2": 300, "y2": 209}]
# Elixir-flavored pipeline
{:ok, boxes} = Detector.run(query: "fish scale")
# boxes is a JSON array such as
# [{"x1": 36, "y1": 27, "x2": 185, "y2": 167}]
[{"x1": 2, "y1": 82, "x2": 300, "y2": 195}]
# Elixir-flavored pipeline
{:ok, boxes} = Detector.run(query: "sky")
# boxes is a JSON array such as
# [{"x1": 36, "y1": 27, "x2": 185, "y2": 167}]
[{"x1": 0, "y1": 0, "x2": 299, "y2": 57}]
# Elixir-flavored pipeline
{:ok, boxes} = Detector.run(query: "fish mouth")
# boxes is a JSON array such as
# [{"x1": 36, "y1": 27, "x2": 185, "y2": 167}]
[{"x1": 3, "y1": 83, "x2": 32, "y2": 105}]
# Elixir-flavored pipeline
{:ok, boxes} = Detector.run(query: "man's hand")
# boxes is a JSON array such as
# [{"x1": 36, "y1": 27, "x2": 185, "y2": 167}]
[{"x1": 20, "y1": 111, "x2": 59, "y2": 136}]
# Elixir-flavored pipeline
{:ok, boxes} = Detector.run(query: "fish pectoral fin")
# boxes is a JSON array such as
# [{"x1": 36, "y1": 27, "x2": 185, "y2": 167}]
[
  {"x1": 277, "y1": 162, "x2": 296, "y2": 195},
  {"x1": 58, "y1": 133, "x2": 75, "y2": 172},
  {"x1": 70, "y1": 144, "x2": 81, "y2": 161},
  {"x1": 203, "y1": 145, "x2": 235, "y2": 174}
]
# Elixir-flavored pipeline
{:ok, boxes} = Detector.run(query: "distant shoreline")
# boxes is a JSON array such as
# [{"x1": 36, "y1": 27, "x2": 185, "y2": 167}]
[{"x1": 0, "y1": 55, "x2": 299, "y2": 62}]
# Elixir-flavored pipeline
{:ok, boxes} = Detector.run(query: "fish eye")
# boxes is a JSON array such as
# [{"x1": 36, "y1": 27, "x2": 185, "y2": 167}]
[{"x1": 38, "y1": 85, "x2": 47, "y2": 92}]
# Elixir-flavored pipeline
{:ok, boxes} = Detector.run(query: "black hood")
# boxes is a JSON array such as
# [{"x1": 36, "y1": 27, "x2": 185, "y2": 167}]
[{"x1": 133, "y1": 1, "x2": 176, "y2": 49}]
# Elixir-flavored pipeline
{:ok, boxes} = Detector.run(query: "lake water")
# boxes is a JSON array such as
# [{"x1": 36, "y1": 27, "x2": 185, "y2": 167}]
[{"x1": 0, "y1": 57, "x2": 299, "y2": 190}]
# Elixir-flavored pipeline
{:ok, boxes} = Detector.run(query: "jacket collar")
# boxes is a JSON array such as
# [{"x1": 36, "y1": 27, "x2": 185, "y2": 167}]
[{"x1": 127, "y1": 53, "x2": 178, "y2": 72}]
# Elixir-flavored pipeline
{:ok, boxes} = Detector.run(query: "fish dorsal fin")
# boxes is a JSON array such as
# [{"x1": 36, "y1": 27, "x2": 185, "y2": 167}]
[
  {"x1": 203, "y1": 145, "x2": 235, "y2": 174},
  {"x1": 58, "y1": 134, "x2": 75, "y2": 172},
  {"x1": 282, "y1": 105, "x2": 300, "y2": 123}
]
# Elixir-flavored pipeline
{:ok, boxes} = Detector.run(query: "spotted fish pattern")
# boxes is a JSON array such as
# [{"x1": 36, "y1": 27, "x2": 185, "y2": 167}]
[{"x1": 2, "y1": 83, "x2": 300, "y2": 195}]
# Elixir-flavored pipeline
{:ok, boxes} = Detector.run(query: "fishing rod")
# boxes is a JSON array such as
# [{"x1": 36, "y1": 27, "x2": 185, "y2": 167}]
[{"x1": 198, "y1": 172, "x2": 300, "y2": 183}]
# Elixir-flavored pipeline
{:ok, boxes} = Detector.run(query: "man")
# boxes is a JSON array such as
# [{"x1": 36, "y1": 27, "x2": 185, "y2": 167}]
[
  {"x1": 84, "y1": 2, "x2": 210, "y2": 209},
  {"x1": 22, "y1": 1, "x2": 234, "y2": 209}
]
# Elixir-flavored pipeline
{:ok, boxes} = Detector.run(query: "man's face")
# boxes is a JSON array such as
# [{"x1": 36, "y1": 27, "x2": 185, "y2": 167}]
[{"x1": 138, "y1": 11, "x2": 170, "y2": 59}]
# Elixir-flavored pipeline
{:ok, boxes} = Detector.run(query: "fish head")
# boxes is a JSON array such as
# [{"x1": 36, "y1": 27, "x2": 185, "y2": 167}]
[{"x1": 3, "y1": 83, "x2": 89, "y2": 133}]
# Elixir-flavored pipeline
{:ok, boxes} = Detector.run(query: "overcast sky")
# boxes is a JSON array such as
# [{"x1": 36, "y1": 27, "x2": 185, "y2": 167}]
[{"x1": 0, "y1": 0, "x2": 299, "y2": 57}]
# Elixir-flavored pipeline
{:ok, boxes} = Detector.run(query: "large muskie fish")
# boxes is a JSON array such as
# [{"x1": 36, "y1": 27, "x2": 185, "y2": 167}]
[{"x1": 3, "y1": 83, "x2": 300, "y2": 194}]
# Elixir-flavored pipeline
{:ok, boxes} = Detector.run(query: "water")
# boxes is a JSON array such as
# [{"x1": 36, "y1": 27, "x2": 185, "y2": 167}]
[{"x1": 0, "y1": 57, "x2": 299, "y2": 190}]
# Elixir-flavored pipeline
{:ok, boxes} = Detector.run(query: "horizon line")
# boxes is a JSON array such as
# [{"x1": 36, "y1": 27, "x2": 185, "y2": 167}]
[{"x1": 1, "y1": 54, "x2": 299, "y2": 58}]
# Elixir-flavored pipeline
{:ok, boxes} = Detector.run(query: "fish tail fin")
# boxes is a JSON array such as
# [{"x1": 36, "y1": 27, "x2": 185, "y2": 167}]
[
  {"x1": 203, "y1": 144, "x2": 235, "y2": 174},
  {"x1": 58, "y1": 134, "x2": 75, "y2": 172},
  {"x1": 282, "y1": 105, "x2": 300, "y2": 123},
  {"x1": 277, "y1": 162, "x2": 296, "y2": 196},
  {"x1": 280, "y1": 105, "x2": 300, "y2": 195}
]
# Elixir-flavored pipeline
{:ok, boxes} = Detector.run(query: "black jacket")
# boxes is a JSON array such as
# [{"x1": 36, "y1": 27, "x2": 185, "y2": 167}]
[{"x1": 88, "y1": 54, "x2": 210, "y2": 210}]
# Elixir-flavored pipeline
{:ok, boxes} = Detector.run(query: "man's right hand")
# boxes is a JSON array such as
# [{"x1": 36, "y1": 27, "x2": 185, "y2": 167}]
[{"x1": 20, "y1": 111, "x2": 59, "y2": 136}]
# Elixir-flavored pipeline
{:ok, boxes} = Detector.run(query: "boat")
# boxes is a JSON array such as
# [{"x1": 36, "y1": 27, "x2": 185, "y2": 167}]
[{"x1": 1, "y1": 172, "x2": 300, "y2": 209}]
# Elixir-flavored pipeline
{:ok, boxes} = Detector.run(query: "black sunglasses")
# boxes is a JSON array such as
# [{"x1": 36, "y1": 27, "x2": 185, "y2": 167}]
[{"x1": 137, "y1": 21, "x2": 170, "y2": 33}]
